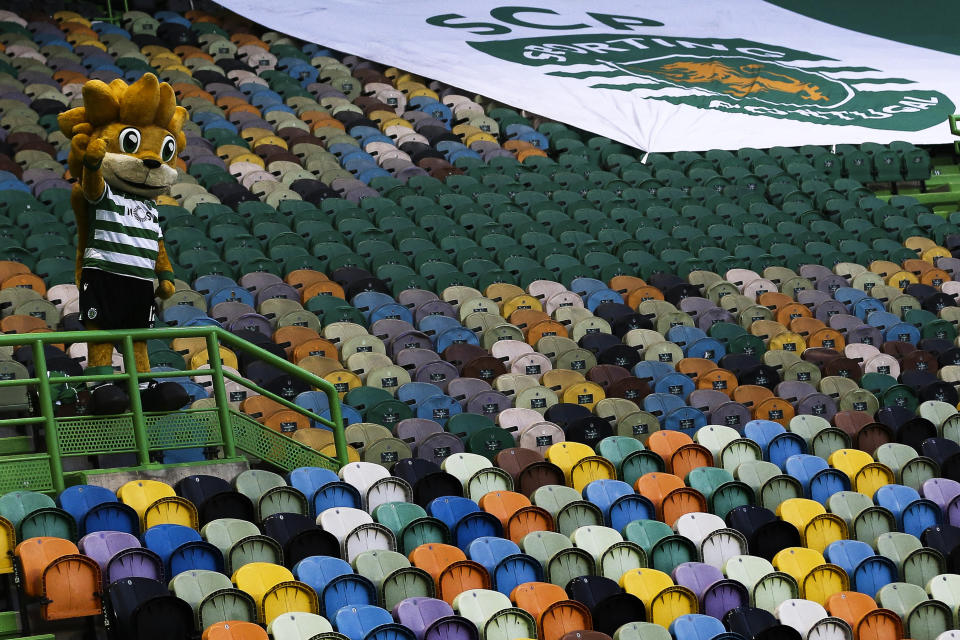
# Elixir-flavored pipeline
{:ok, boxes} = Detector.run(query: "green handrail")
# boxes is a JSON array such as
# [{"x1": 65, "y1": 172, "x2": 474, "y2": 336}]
[{"x1": 0, "y1": 326, "x2": 348, "y2": 492}]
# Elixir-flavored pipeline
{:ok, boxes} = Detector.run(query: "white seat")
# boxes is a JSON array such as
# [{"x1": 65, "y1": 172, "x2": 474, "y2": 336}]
[
  {"x1": 675, "y1": 512, "x2": 747, "y2": 569},
  {"x1": 569, "y1": 525, "x2": 621, "y2": 563},
  {"x1": 267, "y1": 611, "x2": 332, "y2": 639},
  {"x1": 317, "y1": 507, "x2": 372, "y2": 541}
]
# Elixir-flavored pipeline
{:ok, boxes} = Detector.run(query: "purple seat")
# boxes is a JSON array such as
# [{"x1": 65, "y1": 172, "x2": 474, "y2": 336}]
[
  {"x1": 416, "y1": 433, "x2": 465, "y2": 466},
  {"x1": 465, "y1": 390, "x2": 512, "y2": 419},
  {"x1": 414, "y1": 360, "x2": 459, "y2": 391},
  {"x1": 795, "y1": 392, "x2": 838, "y2": 422},
  {"x1": 79, "y1": 531, "x2": 140, "y2": 571},
  {"x1": 255, "y1": 282, "x2": 300, "y2": 307},
  {"x1": 672, "y1": 561, "x2": 749, "y2": 620},
  {"x1": 774, "y1": 381, "x2": 818, "y2": 403},
  {"x1": 413, "y1": 300, "x2": 456, "y2": 324},
  {"x1": 797, "y1": 289, "x2": 831, "y2": 308},
  {"x1": 392, "y1": 597, "x2": 454, "y2": 640},
  {"x1": 397, "y1": 289, "x2": 438, "y2": 309},
  {"x1": 239, "y1": 272, "x2": 283, "y2": 296},
  {"x1": 107, "y1": 547, "x2": 164, "y2": 584},
  {"x1": 211, "y1": 301, "x2": 256, "y2": 326},
  {"x1": 395, "y1": 345, "x2": 439, "y2": 369},
  {"x1": 694, "y1": 307, "x2": 735, "y2": 332},
  {"x1": 828, "y1": 314, "x2": 864, "y2": 333},
  {"x1": 814, "y1": 274, "x2": 849, "y2": 294},
  {"x1": 689, "y1": 390, "x2": 730, "y2": 414},
  {"x1": 709, "y1": 401, "x2": 752, "y2": 431},
  {"x1": 372, "y1": 319, "x2": 418, "y2": 344},
  {"x1": 396, "y1": 419, "x2": 444, "y2": 448},
  {"x1": 447, "y1": 378, "x2": 492, "y2": 408},
  {"x1": 814, "y1": 300, "x2": 848, "y2": 323},
  {"x1": 799, "y1": 265, "x2": 834, "y2": 282},
  {"x1": 679, "y1": 297, "x2": 717, "y2": 316},
  {"x1": 229, "y1": 313, "x2": 273, "y2": 336},
  {"x1": 922, "y1": 478, "x2": 960, "y2": 512}
]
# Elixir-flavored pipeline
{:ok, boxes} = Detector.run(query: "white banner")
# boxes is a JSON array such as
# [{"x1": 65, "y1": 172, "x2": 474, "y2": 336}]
[{"x1": 217, "y1": 0, "x2": 960, "y2": 152}]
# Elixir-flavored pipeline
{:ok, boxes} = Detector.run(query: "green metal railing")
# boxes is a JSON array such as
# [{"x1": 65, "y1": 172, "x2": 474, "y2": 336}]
[{"x1": 0, "y1": 326, "x2": 347, "y2": 492}]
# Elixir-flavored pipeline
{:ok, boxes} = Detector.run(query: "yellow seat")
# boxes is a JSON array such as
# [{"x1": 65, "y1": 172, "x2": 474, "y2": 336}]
[
  {"x1": 561, "y1": 382, "x2": 605, "y2": 411},
  {"x1": 767, "y1": 331, "x2": 806, "y2": 354},
  {"x1": 619, "y1": 568, "x2": 697, "y2": 628},
  {"x1": 190, "y1": 347, "x2": 239, "y2": 370},
  {"x1": 828, "y1": 449, "x2": 894, "y2": 496},
  {"x1": 233, "y1": 562, "x2": 295, "y2": 622},
  {"x1": 569, "y1": 456, "x2": 616, "y2": 492},
  {"x1": 776, "y1": 498, "x2": 847, "y2": 553},
  {"x1": 502, "y1": 295, "x2": 543, "y2": 318},
  {"x1": 143, "y1": 496, "x2": 199, "y2": 530},
  {"x1": 772, "y1": 547, "x2": 849, "y2": 605},
  {"x1": 545, "y1": 442, "x2": 594, "y2": 485},
  {"x1": 261, "y1": 581, "x2": 319, "y2": 625},
  {"x1": 118, "y1": 480, "x2": 176, "y2": 523},
  {"x1": 0, "y1": 516, "x2": 14, "y2": 574}
]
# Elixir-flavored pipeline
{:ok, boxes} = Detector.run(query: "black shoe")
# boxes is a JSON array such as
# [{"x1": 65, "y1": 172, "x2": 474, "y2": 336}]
[
  {"x1": 140, "y1": 381, "x2": 190, "y2": 412},
  {"x1": 89, "y1": 384, "x2": 130, "y2": 415}
]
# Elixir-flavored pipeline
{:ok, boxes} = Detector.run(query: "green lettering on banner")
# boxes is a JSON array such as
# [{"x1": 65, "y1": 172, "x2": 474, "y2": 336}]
[{"x1": 463, "y1": 33, "x2": 953, "y2": 130}]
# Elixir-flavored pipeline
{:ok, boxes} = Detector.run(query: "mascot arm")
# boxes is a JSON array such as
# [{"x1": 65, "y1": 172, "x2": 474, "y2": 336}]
[
  {"x1": 70, "y1": 131, "x2": 107, "y2": 285},
  {"x1": 155, "y1": 240, "x2": 175, "y2": 299}
]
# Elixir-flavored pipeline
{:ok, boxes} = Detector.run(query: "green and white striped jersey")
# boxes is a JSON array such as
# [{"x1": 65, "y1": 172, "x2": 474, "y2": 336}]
[{"x1": 83, "y1": 183, "x2": 163, "y2": 281}]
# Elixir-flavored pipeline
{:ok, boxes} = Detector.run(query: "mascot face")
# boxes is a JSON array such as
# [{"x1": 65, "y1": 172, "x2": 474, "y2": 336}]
[{"x1": 60, "y1": 73, "x2": 187, "y2": 198}]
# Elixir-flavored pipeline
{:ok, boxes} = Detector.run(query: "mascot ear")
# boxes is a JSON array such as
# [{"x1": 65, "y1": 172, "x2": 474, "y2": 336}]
[
  {"x1": 81, "y1": 80, "x2": 120, "y2": 128},
  {"x1": 58, "y1": 107, "x2": 87, "y2": 138},
  {"x1": 119, "y1": 73, "x2": 160, "y2": 127},
  {"x1": 155, "y1": 82, "x2": 176, "y2": 128}
]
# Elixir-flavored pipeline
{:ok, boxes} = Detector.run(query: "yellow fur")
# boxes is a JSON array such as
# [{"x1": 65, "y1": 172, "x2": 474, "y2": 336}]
[{"x1": 58, "y1": 73, "x2": 185, "y2": 373}]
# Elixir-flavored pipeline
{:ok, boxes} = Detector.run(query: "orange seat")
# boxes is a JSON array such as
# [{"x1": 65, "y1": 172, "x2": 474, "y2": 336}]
[
  {"x1": 16, "y1": 537, "x2": 101, "y2": 620},
  {"x1": 1, "y1": 315, "x2": 48, "y2": 335},
  {"x1": 695, "y1": 368, "x2": 738, "y2": 397},
  {"x1": 635, "y1": 472, "x2": 708, "y2": 525},
  {"x1": 511, "y1": 582, "x2": 592, "y2": 640},
  {"x1": 626, "y1": 286, "x2": 664, "y2": 308},
  {"x1": 757, "y1": 291, "x2": 793, "y2": 313},
  {"x1": 273, "y1": 326, "x2": 322, "y2": 359},
  {"x1": 240, "y1": 395, "x2": 285, "y2": 423},
  {"x1": 921, "y1": 268, "x2": 951, "y2": 288},
  {"x1": 0, "y1": 261, "x2": 30, "y2": 284},
  {"x1": 646, "y1": 431, "x2": 714, "y2": 478},
  {"x1": 409, "y1": 543, "x2": 491, "y2": 604},
  {"x1": 825, "y1": 592, "x2": 903, "y2": 640},
  {"x1": 264, "y1": 410, "x2": 310, "y2": 434},
  {"x1": 526, "y1": 320, "x2": 569, "y2": 345},
  {"x1": 776, "y1": 303, "x2": 813, "y2": 326},
  {"x1": 292, "y1": 338, "x2": 340, "y2": 363},
  {"x1": 609, "y1": 276, "x2": 647, "y2": 298},
  {"x1": 752, "y1": 397, "x2": 796, "y2": 428},
  {"x1": 202, "y1": 620, "x2": 269, "y2": 640},
  {"x1": 302, "y1": 280, "x2": 345, "y2": 302},
  {"x1": 479, "y1": 490, "x2": 555, "y2": 543},
  {"x1": 733, "y1": 385, "x2": 774, "y2": 408},
  {"x1": 676, "y1": 358, "x2": 715, "y2": 381},
  {"x1": 284, "y1": 269, "x2": 328, "y2": 291}
]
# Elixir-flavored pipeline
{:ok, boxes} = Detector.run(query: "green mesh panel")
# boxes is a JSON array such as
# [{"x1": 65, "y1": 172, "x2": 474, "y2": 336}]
[
  {"x1": 230, "y1": 411, "x2": 339, "y2": 472},
  {"x1": 146, "y1": 410, "x2": 223, "y2": 450},
  {"x1": 56, "y1": 415, "x2": 138, "y2": 455},
  {"x1": 0, "y1": 454, "x2": 54, "y2": 493}
]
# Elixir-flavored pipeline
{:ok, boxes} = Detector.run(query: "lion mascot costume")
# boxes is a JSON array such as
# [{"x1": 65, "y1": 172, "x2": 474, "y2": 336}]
[{"x1": 58, "y1": 73, "x2": 188, "y2": 415}]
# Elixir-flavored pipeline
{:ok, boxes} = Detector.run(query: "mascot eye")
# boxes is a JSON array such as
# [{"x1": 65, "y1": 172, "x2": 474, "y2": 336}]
[
  {"x1": 160, "y1": 135, "x2": 177, "y2": 163},
  {"x1": 119, "y1": 127, "x2": 141, "y2": 153}
]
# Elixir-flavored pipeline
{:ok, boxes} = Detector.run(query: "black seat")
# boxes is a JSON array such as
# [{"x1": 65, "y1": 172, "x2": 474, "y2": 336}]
[
  {"x1": 107, "y1": 577, "x2": 194, "y2": 640},
  {"x1": 724, "y1": 606, "x2": 802, "y2": 640},
  {"x1": 725, "y1": 505, "x2": 801, "y2": 561},
  {"x1": 262, "y1": 512, "x2": 340, "y2": 567}
]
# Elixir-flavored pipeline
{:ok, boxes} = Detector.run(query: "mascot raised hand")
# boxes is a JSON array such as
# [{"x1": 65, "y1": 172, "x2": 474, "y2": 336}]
[{"x1": 58, "y1": 73, "x2": 188, "y2": 415}]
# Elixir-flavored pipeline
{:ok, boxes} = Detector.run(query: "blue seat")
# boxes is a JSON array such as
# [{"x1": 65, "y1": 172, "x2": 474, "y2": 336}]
[
  {"x1": 295, "y1": 555, "x2": 376, "y2": 616},
  {"x1": 784, "y1": 454, "x2": 850, "y2": 504},
  {"x1": 416, "y1": 395, "x2": 462, "y2": 428},
  {"x1": 334, "y1": 604, "x2": 397, "y2": 640},
  {"x1": 427, "y1": 496, "x2": 503, "y2": 549},
  {"x1": 874, "y1": 484, "x2": 941, "y2": 538},
  {"x1": 397, "y1": 383, "x2": 443, "y2": 408},
  {"x1": 670, "y1": 613, "x2": 745, "y2": 640},
  {"x1": 467, "y1": 536, "x2": 542, "y2": 596},
  {"x1": 744, "y1": 420, "x2": 806, "y2": 469},
  {"x1": 59, "y1": 485, "x2": 138, "y2": 536},
  {"x1": 583, "y1": 479, "x2": 655, "y2": 529},
  {"x1": 209, "y1": 285, "x2": 256, "y2": 309},
  {"x1": 313, "y1": 481, "x2": 363, "y2": 514},
  {"x1": 824, "y1": 539, "x2": 897, "y2": 597},
  {"x1": 289, "y1": 466, "x2": 340, "y2": 512},
  {"x1": 142, "y1": 524, "x2": 204, "y2": 575}
]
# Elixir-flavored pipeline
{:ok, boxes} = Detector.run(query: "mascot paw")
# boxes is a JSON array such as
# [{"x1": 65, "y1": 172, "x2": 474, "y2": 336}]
[
  {"x1": 140, "y1": 381, "x2": 189, "y2": 412},
  {"x1": 89, "y1": 384, "x2": 130, "y2": 416},
  {"x1": 84, "y1": 137, "x2": 107, "y2": 169},
  {"x1": 155, "y1": 280, "x2": 175, "y2": 299}
]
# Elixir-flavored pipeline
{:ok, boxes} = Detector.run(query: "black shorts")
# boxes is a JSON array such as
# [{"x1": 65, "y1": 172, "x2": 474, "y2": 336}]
[{"x1": 79, "y1": 268, "x2": 155, "y2": 330}]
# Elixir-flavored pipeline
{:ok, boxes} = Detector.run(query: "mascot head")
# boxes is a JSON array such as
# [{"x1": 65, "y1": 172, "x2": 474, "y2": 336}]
[{"x1": 58, "y1": 73, "x2": 187, "y2": 198}]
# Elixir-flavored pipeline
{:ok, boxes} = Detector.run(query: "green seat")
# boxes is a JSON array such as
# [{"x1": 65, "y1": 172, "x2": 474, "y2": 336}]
[
  {"x1": 530, "y1": 485, "x2": 602, "y2": 537},
  {"x1": 234, "y1": 470, "x2": 307, "y2": 522},
  {"x1": 877, "y1": 582, "x2": 951, "y2": 640},
  {"x1": 595, "y1": 437, "x2": 645, "y2": 479},
  {"x1": 877, "y1": 532, "x2": 944, "y2": 587},
  {"x1": 686, "y1": 466, "x2": 754, "y2": 518},
  {"x1": 201, "y1": 518, "x2": 283, "y2": 574},
  {"x1": 0, "y1": 490, "x2": 55, "y2": 535},
  {"x1": 266, "y1": 612, "x2": 334, "y2": 640},
  {"x1": 723, "y1": 554, "x2": 798, "y2": 614},
  {"x1": 614, "y1": 622, "x2": 671, "y2": 640},
  {"x1": 352, "y1": 549, "x2": 434, "y2": 610},
  {"x1": 372, "y1": 502, "x2": 449, "y2": 554},
  {"x1": 828, "y1": 491, "x2": 895, "y2": 547},
  {"x1": 520, "y1": 530, "x2": 595, "y2": 587},
  {"x1": 734, "y1": 461, "x2": 802, "y2": 511},
  {"x1": 170, "y1": 569, "x2": 258, "y2": 629}
]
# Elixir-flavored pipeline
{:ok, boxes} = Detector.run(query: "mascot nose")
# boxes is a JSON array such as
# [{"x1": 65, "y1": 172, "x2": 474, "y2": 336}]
[{"x1": 142, "y1": 158, "x2": 161, "y2": 169}]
